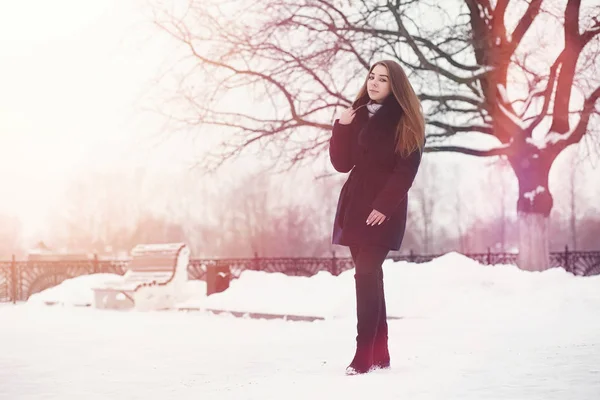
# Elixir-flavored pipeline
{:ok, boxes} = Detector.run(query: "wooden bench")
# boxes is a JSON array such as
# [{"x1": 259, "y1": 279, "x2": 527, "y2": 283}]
[{"x1": 92, "y1": 242, "x2": 190, "y2": 311}]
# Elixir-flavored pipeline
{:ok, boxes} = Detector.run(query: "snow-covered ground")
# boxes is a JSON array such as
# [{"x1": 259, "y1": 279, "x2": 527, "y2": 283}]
[{"x1": 1, "y1": 252, "x2": 599, "y2": 399}]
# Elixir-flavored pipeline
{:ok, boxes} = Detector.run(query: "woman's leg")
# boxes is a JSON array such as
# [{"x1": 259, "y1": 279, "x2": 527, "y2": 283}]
[
  {"x1": 373, "y1": 266, "x2": 390, "y2": 369},
  {"x1": 352, "y1": 246, "x2": 390, "y2": 368},
  {"x1": 349, "y1": 245, "x2": 360, "y2": 266},
  {"x1": 346, "y1": 244, "x2": 389, "y2": 374}
]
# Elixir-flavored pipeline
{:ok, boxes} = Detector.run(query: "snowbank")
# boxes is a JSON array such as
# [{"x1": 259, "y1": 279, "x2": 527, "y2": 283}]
[
  {"x1": 7, "y1": 252, "x2": 600, "y2": 399},
  {"x1": 26, "y1": 273, "x2": 207, "y2": 308},
  {"x1": 27, "y1": 273, "x2": 118, "y2": 307},
  {"x1": 25, "y1": 252, "x2": 600, "y2": 320},
  {"x1": 178, "y1": 269, "x2": 353, "y2": 319}
]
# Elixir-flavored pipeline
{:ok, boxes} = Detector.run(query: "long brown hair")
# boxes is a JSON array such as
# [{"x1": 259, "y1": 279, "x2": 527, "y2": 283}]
[{"x1": 352, "y1": 60, "x2": 425, "y2": 157}]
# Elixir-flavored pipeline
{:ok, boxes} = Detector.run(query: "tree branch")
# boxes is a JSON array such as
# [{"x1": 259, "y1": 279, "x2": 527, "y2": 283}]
[
  {"x1": 493, "y1": 0, "x2": 509, "y2": 30},
  {"x1": 428, "y1": 120, "x2": 493, "y2": 135},
  {"x1": 552, "y1": 86, "x2": 600, "y2": 151},
  {"x1": 507, "y1": 0, "x2": 543, "y2": 56},
  {"x1": 424, "y1": 144, "x2": 512, "y2": 157},
  {"x1": 148, "y1": 0, "x2": 597, "y2": 174},
  {"x1": 411, "y1": 35, "x2": 481, "y2": 72},
  {"x1": 526, "y1": 51, "x2": 564, "y2": 133},
  {"x1": 385, "y1": 4, "x2": 483, "y2": 88},
  {"x1": 420, "y1": 93, "x2": 484, "y2": 107},
  {"x1": 551, "y1": 0, "x2": 587, "y2": 133},
  {"x1": 580, "y1": 22, "x2": 600, "y2": 46}
]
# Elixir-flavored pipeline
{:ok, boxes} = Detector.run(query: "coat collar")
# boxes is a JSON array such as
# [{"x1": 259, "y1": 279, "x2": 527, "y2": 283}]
[{"x1": 355, "y1": 95, "x2": 403, "y2": 147}]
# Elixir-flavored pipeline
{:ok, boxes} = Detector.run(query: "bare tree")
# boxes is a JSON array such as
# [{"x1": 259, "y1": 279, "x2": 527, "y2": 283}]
[
  {"x1": 578, "y1": 214, "x2": 600, "y2": 250},
  {"x1": 127, "y1": 212, "x2": 187, "y2": 248},
  {"x1": 549, "y1": 142, "x2": 596, "y2": 251},
  {"x1": 48, "y1": 170, "x2": 152, "y2": 253},
  {"x1": 567, "y1": 149, "x2": 580, "y2": 250},
  {"x1": 452, "y1": 164, "x2": 469, "y2": 253},
  {"x1": 0, "y1": 214, "x2": 23, "y2": 258},
  {"x1": 200, "y1": 170, "x2": 336, "y2": 257},
  {"x1": 313, "y1": 174, "x2": 348, "y2": 255},
  {"x1": 484, "y1": 156, "x2": 516, "y2": 251},
  {"x1": 150, "y1": 0, "x2": 600, "y2": 270},
  {"x1": 410, "y1": 159, "x2": 440, "y2": 254}
]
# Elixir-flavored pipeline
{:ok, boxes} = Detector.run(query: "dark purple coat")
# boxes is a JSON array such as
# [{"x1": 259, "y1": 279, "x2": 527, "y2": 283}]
[{"x1": 329, "y1": 96, "x2": 423, "y2": 251}]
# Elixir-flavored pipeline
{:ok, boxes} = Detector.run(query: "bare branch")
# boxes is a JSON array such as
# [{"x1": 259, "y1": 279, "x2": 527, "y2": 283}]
[
  {"x1": 420, "y1": 93, "x2": 484, "y2": 107},
  {"x1": 385, "y1": 4, "x2": 483, "y2": 88},
  {"x1": 148, "y1": 0, "x2": 599, "y2": 174},
  {"x1": 551, "y1": 0, "x2": 594, "y2": 133},
  {"x1": 580, "y1": 22, "x2": 600, "y2": 46},
  {"x1": 526, "y1": 51, "x2": 564, "y2": 133},
  {"x1": 412, "y1": 34, "x2": 481, "y2": 72},
  {"x1": 507, "y1": 0, "x2": 543, "y2": 56},
  {"x1": 428, "y1": 120, "x2": 493, "y2": 135},
  {"x1": 493, "y1": 0, "x2": 509, "y2": 30},
  {"x1": 553, "y1": 86, "x2": 600, "y2": 150},
  {"x1": 424, "y1": 144, "x2": 511, "y2": 157}
]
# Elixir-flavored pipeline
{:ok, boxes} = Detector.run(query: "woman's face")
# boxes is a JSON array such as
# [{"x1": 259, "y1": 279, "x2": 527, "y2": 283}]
[{"x1": 367, "y1": 64, "x2": 391, "y2": 103}]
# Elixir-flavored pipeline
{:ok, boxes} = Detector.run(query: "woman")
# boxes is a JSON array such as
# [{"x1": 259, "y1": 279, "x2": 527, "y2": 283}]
[{"x1": 329, "y1": 60, "x2": 425, "y2": 375}]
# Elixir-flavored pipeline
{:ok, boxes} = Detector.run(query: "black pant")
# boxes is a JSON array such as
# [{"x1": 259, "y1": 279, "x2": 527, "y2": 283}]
[
  {"x1": 348, "y1": 244, "x2": 389, "y2": 349},
  {"x1": 349, "y1": 245, "x2": 389, "y2": 278}
]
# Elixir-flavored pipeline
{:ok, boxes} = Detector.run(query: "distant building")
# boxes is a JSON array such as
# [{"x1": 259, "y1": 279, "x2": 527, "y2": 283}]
[{"x1": 26, "y1": 241, "x2": 93, "y2": 262}]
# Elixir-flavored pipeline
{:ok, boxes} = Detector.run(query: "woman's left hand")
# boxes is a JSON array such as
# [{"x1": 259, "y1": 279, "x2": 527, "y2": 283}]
[{"x1": 366, "y1": 209, "x2": 387, "y2": 226}]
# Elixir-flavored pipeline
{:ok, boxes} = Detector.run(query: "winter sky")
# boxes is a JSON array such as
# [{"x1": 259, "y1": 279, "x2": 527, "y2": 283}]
[
  {"x1": 0, "y1": 0, "x2": 598, "y2": 244},
  {"x1": 0, "y1": 1, "x2": 192, "y2": 234}
]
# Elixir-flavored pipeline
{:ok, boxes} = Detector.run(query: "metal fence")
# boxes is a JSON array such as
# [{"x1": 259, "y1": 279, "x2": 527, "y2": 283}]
[{"x1": 1, "y1": 248, "x2": 599, "y2": 303}]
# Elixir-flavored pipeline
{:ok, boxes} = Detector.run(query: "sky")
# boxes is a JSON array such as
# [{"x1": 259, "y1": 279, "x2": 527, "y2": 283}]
[
  {"x1": 0, "y1": 0, "x2": 290, "y2": 243},
  {"x1": 0, "y1": 0, "x2": 198, "y2": 236},
  {"x1": 0, "y1": 0, "x2": 598, "y2": 248}
]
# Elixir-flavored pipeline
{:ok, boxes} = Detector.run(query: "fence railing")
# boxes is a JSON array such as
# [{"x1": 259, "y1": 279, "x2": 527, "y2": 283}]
[{"x1": 1, "y1": 248, "x2": 599, "y2": 303}]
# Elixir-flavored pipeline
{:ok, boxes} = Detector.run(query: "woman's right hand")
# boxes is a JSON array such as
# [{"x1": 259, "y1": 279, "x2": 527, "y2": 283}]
[{"x1": 338, "y1": 107, "x2": 356, "y2": 125}]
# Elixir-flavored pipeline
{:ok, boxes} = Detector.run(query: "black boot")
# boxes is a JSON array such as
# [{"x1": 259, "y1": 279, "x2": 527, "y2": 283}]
[
  {"x1": 346, "y1": 273, "x2": 381, "y2": 375},
  {"x1": 372, "y1": 282, "x2": 390, "y2": 369},
  {"x1": 372, "y1": 270, "x2": 390, "y2": 369}
]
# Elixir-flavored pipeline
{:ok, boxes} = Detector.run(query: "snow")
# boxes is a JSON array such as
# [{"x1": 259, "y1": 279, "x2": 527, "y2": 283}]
[
  {"x1": 1, "y1": 252, "x2": 600, "y2": 399},
  {"x1": 27, "y1": 272, "x2": 208, "y2": 308},
  {"x1": 498, "y1": 102, "x2": 529, "y2": 131},
  {"x1": 496, "y1": 84, "x2": 510, "y2": 104},
  {"x1": 526, "y1": 136, "x2": 547, "y2": 149},
  {"x1": 178, "y1": 270, "x2": 349, "y2": 318},
  {"x1": 24, "y1": 251, "x2": 586, "y2": 320},
  {"x1": 525, "y1": 131, "x2": 569, "y2": 150},
  {"x1": 476, "y1": 2, "x2": 492, "y2": 20},
  {"x1": 26, "y1": 273, "x2": 118, "y2": 307},
  {"x1": 476, "y1": 2, "x2": 485, "y2": 18},
  {"x1": 524, "y1": 186, "x2": 546, "y2": 204},
  {"x1": 546, "y1": 131, "x2": 565, "y2": 145},
  {"x1": 496, "y1": 83, "x2": 539, "y2": 131},
  {"x1": 469, "y1": 64, "x2": 495, "y2": 77}
]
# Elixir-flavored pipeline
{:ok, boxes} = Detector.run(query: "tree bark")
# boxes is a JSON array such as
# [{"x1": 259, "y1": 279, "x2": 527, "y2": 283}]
[
  {"x1": 517, "y1": 212, "x2": 550, "y2": 271},
  {"x1": 569, "y1": 153, "x2": 578, "y2": 250},
  {"x1": 510, "y1": 144, "x2": 554, "y2": 270}
]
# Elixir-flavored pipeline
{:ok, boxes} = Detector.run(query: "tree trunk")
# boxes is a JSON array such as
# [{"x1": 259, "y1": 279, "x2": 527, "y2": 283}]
[
  {"x1": 569, "y1": 155, "x2": 578, "y2": 250},
  {"x1": 511, "y1": 145, "x2": 554, "y2": 271},
  {"x1": 517, "y1": 212, "x2": 550, "y2": 271}
]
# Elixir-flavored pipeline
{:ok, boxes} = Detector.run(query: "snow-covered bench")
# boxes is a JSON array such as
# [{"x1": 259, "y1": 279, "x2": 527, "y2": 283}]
[{"x1": 92, "y1": 242, "x2": 190, "y2": 311}]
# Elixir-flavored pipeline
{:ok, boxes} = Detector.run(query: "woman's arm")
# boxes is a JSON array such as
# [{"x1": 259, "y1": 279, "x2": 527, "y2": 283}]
[
  {"x1": 371, "y1": 148, "x2": 422, "y2": 217},
  {"x1": 329, "y1": 120, "x2": 355, "y2": 173}
]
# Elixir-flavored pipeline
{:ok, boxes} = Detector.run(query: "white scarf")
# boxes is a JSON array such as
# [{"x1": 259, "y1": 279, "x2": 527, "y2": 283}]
[{"x1": 366, "y1": 102, "x2": 383, "y2": 118}]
